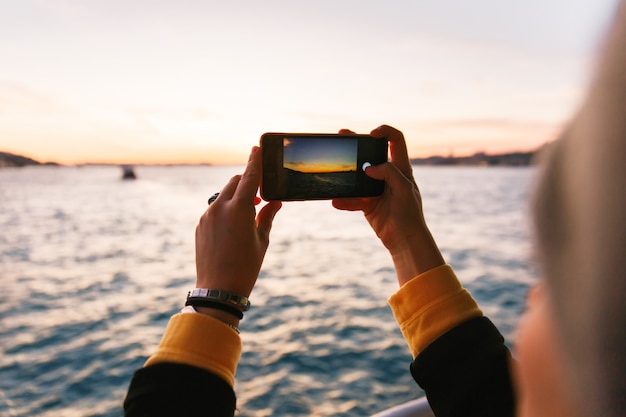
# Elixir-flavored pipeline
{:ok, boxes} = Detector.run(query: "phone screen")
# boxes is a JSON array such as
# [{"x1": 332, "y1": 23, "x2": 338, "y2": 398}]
[{"x1": 261, "y1": 133, "x2": 388, "y2": 201}]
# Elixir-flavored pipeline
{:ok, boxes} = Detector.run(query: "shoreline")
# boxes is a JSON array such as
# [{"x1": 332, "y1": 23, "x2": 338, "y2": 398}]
[{"x1": 1, "y1": 148, "x2": 542, "y2": 168}]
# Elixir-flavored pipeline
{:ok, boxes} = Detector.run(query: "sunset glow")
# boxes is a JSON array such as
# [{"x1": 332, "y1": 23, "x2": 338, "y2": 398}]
[
  {"x1": 0, "y1": 1, "x2": 618, "y2": 165},
  {"x1": 283, "y1": 162, "x2": 356, "y2": 174},
  {"x1": 283, "y1": 137, "x2": 357, "y2": 173}
]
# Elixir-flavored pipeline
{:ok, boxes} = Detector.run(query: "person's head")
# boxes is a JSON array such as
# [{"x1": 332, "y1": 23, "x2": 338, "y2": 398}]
[{"x1": 514, "y1": 3, "x2": 626, "y2": 416}]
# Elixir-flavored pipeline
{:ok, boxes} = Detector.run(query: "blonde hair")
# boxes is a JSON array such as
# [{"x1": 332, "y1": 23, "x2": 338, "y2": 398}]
[{"x1": 532, "y1": 3, "x2": 626, "y2": 416}]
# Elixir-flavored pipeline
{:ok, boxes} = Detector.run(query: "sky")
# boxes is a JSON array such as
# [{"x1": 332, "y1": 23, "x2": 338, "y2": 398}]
[
  {"x1": 0, "y1": 0, "x2": 619, "y2": 165},
  {"x1": 284, "y1": 137, "x2": 357, "y2": 173}
]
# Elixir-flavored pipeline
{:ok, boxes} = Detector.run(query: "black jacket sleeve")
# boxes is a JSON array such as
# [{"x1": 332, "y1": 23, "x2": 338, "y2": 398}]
[
  {"x1": 124, "y1": 362, "x2": 236, "y2": 417},
  {"x1": 411, "y1": 317, "x2": 516, "y2": 417}
]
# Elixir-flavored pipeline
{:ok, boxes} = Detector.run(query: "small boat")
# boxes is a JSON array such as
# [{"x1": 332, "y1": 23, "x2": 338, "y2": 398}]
[
  {"x1": 371, "y1": 397, "x2": 434, "y2": 417},
  {"x1": 121, "y1": 165, "x2": 137, "y2": 180}
]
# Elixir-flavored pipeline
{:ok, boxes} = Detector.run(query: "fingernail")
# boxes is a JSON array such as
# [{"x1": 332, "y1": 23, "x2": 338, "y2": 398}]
[{"x1": 254, "y1": 196, "x2": 262, "y2": 205}]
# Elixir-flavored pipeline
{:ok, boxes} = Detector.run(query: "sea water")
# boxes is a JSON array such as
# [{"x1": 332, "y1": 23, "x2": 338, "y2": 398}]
[{"x1": 0, "y1": 165, "x2": 537, "y2": 417}]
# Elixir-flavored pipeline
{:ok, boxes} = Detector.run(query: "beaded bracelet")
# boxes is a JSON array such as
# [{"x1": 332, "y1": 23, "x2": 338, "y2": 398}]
[
  {"x1": 222, "y1": 322, "x2": 240, "y2": 334},
  {"x1": 185, "y1": 298, "x2": 244, "y2": 320}
]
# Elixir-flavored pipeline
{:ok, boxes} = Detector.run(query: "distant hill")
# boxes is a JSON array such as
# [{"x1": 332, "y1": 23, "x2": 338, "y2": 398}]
[
  {"x1": 410, "y1": 150, "x2": 537, "y2": 166},
  {"x1": 0, "y1": 148, "x2": 543, "y2": 168},
  {"x1": 0, "y1": 151, "x2": 59, "y2": 168}
]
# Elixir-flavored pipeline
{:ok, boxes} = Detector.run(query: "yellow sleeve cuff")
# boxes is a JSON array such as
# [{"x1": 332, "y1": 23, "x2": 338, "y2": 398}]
[
  {"x1": 144, "y1": 313, "x2": 242, "y2": 387},
  {"x1": 388, "y1": 264, "x2": 482, "y2": 357}
]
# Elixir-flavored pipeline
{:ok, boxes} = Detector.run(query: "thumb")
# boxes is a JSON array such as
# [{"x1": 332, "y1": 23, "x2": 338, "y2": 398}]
[
  {"x1": 363, "y1": 163, "x2": 387, "y2": 180},
  {"x1": 365, "y1": 162, "x2": 417, "y2": 197},
  {"x1": 365, "y1": 162, "x2": 410, "y2": 190}
]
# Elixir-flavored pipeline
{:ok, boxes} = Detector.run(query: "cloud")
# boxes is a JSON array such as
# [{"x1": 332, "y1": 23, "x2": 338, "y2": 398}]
[
  {"x1": 402, "y1": 117, "x2": 564, "y2": 157},
  {"x1": 127, "y1": 106, "x2": 219, "y2": 123},
  {"x1": 28, "y1": 0, "x2": 89, "y2": 18},
  {"x1": 0, "y1": 82, "x2": 68, "y2": 115},
  {"x1": 425, "y1": 118, "x2": 555, "y2": 130}
]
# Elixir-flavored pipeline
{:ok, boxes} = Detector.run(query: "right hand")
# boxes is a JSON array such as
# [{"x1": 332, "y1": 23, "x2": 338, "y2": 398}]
[{"x1": 333, "y1": 125, "x2": 444, "y2": 285}]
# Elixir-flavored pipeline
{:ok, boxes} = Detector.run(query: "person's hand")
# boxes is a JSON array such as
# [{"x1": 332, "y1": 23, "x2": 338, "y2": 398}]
[
  {"x1": 195, "y1": 146, "x2": 282, "y2": 318},
  {"x1": 332, "y1": 125, "x2": 444, "y2": 285}
]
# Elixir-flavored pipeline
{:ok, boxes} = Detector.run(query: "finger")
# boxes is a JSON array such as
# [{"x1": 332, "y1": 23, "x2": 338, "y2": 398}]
[
  {"x1": 370, "y1": 125, "x2": 413, "y2": 180},
  {"x1": 216, "y1": 174, "x2": 242, "y2": 201},
  {"x1": 338, "y1": 129, "x2": 356, "y2": 135},
  {"x1": 234, "y1": 146, "x2": 262, "y2": 203},
  {"x1": 257, "y1": 200, "x2": 282, "y2": 241},
  {"x1": 332, "y1": 197, "x2": 368, "y2": 212}
]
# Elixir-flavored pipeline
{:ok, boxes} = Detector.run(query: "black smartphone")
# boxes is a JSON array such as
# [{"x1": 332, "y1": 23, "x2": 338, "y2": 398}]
[{"x1": 260, "y1": 133, "x2": 388, "y2": 201}]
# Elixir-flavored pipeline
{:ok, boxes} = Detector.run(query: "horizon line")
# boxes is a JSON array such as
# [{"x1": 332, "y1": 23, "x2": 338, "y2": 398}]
[{"x1": 1, "y1": 147, "x2": 543, "y2": 168}]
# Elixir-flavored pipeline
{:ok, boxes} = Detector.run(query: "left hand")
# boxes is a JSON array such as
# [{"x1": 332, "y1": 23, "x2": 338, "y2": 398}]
[{"x1": 195, "y1": 146, "x2": 282, "y2": 298}]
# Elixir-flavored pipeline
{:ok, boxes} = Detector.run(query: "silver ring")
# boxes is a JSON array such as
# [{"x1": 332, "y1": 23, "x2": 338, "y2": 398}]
[{"x1": 208, "y1": 192, "x2": 220, "y2": 205}]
